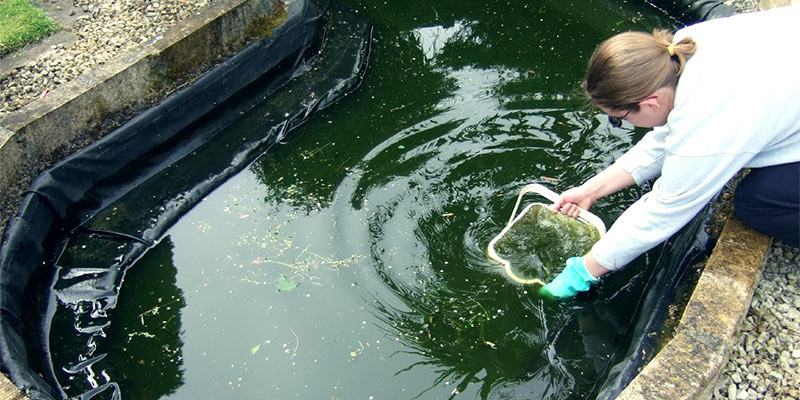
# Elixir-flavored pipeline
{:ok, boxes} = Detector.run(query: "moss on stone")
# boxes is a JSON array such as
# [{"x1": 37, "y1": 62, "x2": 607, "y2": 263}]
[{"x1": 245, "y1": 1, "x2": 288, "y2": 40}]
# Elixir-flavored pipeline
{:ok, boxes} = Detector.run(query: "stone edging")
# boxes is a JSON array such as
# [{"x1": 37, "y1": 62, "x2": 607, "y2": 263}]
[
  {"x1": 618, "y1": 216, "x2": 772, "y2": 399},
  {"x1": 0, "y1": 0, "x2": 274, "y2": 239}
]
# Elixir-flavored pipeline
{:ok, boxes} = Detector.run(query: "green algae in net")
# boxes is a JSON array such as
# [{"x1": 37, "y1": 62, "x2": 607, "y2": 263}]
[{"x1": 491, "y1": 204, "x2": 601, "y2": 285}]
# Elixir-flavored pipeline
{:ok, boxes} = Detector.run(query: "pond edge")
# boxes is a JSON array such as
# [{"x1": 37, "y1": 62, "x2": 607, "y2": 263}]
[
  {"x1": 0, "y1": 0, "x2": 275, "y2": 398},
  {"x1": 0, "y1": 1, "x2": 791, "y2": 399},
  {"x1": 0, "y1": 0, "x2": 276, "y2": 241},
  {"x1": 617, "y1": 215, "x2": 771, "y2": 399}
]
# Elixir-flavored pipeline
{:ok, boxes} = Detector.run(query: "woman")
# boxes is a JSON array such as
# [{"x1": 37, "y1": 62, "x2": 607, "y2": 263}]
[{"x1": 543, "y1": 6, "x2": 800, "y2": 298}]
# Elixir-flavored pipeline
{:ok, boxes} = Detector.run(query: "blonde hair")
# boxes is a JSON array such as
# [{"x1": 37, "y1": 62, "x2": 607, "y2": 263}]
[{"x1": 583, "y1": 29, "x2": 697, "y2": 111}]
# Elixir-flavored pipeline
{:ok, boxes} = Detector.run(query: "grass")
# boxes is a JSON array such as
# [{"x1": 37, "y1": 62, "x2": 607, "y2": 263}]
[{"x1": 0, "y1": 0, "x2": 58, "y2": 57}]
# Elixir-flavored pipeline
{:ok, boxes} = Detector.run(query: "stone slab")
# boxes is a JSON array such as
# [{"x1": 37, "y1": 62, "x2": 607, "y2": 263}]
[
  {"x1": 618, "y1": 216, "x2": 772, "y2": 400},
  {"x1": 0, "y1": 374, "x2": 25, "y2": 400}
]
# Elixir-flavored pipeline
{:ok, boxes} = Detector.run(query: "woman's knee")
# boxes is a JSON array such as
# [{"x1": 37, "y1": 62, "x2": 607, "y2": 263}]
[
  {"x1": 732, "y1": 164, "x2": 800, "y2": 247},
  {"x1": 733, "y1": 172, "x2": 768, "y2": 222}
]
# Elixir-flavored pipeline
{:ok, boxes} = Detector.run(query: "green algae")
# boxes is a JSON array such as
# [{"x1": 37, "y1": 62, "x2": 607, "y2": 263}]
[{"x1": 493, "y1": 204, "x2": 601, "y2": 281}]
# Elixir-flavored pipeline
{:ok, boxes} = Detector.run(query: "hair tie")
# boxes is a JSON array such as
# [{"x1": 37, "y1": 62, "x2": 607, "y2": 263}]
[{"x1": 667, "y1": 43, "x2": 676, "y2": 57}]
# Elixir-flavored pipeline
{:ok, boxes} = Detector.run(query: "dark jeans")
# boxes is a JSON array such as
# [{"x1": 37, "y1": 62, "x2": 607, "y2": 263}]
[{"x1": 734, "y1": 162, "x2": 800, "y2": 248}]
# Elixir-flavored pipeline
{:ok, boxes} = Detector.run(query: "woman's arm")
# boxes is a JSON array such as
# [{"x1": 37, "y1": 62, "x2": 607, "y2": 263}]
[
  {"x1": 552, "y1": 164, "x2": 636, "y2": 218},
  {"x1": 583, "y1": 252, "x2": 611, "y2": 277}
]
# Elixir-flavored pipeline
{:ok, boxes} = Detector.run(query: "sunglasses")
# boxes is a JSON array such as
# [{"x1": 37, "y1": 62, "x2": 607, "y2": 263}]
[{"x1": 608, "y1": 107, "x2": 634, "y2": 128}]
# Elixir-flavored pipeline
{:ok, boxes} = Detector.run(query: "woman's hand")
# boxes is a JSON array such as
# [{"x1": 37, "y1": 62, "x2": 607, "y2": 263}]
[{"x1": 552, "y1": 185, "x2": 595, "y2": 218}]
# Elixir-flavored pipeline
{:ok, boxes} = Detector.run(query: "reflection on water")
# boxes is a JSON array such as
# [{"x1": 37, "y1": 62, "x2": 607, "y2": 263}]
[
  {"x1": 104, "y1": 238, "x2": 186, "y2": 399},
  {"x1": 50, "y1": 237, "x2": 186, "y2": 399},
  {"x1": 329, "y1": 80, "x2": 638, "y2": 397},
  {"x1": 50, "y1": 0, "x2": 676, "y2": 398}
]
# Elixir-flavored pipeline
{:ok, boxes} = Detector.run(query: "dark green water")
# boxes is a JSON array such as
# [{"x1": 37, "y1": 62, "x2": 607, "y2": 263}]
[{"x1": 53, "y1": 1, "x2": 676, "y2": 398}]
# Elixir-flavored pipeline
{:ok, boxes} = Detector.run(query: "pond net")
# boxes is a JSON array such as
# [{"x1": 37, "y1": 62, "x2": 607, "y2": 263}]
[{"x1": 487, "y1": 184, "x2": 605, "y2": 286}]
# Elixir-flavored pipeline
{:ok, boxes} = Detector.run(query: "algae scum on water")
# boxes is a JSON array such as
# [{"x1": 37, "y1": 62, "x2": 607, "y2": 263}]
[{"x1": 493, "y1": 204, "x2": 602, "y2": 282}]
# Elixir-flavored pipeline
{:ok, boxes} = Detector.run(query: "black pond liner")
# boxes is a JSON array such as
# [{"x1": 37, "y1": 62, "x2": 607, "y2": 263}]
[
  {"x1": 593, "y1": 202, "x2": 716, "y2": 399},
  {"x1": 0, "y1": 0, "x2": 733, "y2": 398},
  {"x1": 0, "y1": 0, "x2": 371, "y2": 398},
  {"x1": 647, "y1": 0, "x2": 735, "y2": 23}
]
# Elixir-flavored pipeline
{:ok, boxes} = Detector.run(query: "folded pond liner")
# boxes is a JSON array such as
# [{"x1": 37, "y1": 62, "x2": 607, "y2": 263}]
[
  {"x1": 0, "y1": 0, "x2": 372, "y2": 397},
  {"x1": 646, "y1": 0, "x2": 734, "y2": 23},
  {"x1": 0, "y1": 0, "x2": 730, "y2": 398}
]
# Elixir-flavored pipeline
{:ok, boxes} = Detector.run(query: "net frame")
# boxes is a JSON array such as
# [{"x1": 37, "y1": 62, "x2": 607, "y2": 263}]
[{"x1": 487, "y1": 184, "x2": 606, "y2": 285}]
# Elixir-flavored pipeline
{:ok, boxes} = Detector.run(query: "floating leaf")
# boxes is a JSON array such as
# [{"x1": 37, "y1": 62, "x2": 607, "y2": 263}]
[
  {"x1": 276, "y1": 274, "x2": 297, "y2": 292},
  {"x1": 251, "y1": 344, "x2": 261, "y2": 355}
]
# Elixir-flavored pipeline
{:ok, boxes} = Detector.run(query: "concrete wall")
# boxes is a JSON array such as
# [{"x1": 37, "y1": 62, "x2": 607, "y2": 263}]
[{"x1": 0, "y1": 0, "x2": 275, "y2": 239}]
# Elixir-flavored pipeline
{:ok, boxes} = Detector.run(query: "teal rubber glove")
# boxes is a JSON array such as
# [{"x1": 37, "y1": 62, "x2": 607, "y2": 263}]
[{"x1": 541, "y1": 256, "x2": 598, "y2": 299}]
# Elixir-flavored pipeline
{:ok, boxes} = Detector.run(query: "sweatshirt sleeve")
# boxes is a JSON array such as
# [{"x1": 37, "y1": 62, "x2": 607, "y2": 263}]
[
  {"x1": 614, "y1": 126, "x2": 668, "y2": 185},
  {"x1": 591, "y1": 151, "x2": 750, "y2": 270}
]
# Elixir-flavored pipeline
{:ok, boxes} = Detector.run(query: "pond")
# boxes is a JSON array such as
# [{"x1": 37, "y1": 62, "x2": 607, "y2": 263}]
[{"x1": 49, "y1": 0, "x2": 676, "y2": 398}]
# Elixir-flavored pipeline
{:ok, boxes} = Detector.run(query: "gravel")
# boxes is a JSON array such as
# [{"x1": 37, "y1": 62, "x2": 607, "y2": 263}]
[
  {"x1": 710, "y1": 241, "x2": 800, "y2": 400},
  {"x1": 729, "y1": 0, "x2": 760, "y2": 13},
  {"x1": 0, "y1": 0, "x2": 213, "y2": 120},
  {"x1": 1, "y1": 1, "x2": 798, "y2": 399}
]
